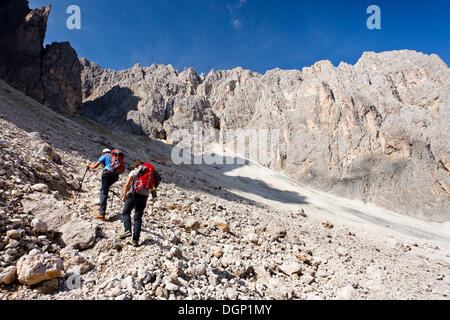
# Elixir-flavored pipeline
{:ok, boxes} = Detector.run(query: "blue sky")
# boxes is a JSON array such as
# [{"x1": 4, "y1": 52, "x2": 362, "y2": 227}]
[{"x1": 29, "y1": 0, "x2": 450, "y2": 74}]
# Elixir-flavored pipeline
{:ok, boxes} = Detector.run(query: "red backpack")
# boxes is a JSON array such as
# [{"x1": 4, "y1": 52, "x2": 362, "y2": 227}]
[
  {"x1": 108, "y1": 149, "x2": 125, "y2": 175},
  {"x1": 132, "y1": 163, "x2": 155, "y2": 196}
]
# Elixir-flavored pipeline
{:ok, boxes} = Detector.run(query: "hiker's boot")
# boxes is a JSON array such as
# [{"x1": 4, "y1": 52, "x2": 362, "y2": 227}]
[
  {"x1": 131, "y1": 239, "x2": 139, "y2": 248},
  {"x1": 96, "y1": 215, "x2": 106, "y2": 221},
  {"x1": 119, "y1": 231, "x2": 132, "y2": 240},
  {"x1": 131, "y1": 241, "x2": 139, "y2": 248}
]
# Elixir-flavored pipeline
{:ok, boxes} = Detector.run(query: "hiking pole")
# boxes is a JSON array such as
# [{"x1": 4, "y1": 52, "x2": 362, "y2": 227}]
[
  {"x1": 110, "y1": 189, "x2": 116, "y2": 211},
  {"x1": 74, "y1": 167, "x2": 89, "y2": 203},
  {"x1": 79, "y1": 167, "x2": 89, "y2": 191}
]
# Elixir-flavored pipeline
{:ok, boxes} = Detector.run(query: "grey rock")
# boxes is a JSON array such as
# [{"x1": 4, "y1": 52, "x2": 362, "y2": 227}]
[
  {"x1": 122, "y1": 275, "x2": 142, "y2": 291},
  {"x1": 165, "y1": 281, "x2": 180, "y2": 292},
  {"x1": 28, "y1": 249, "x2": 43, "y2": 256},
  {"x1": 279, "y1": 260, "x2": 303, "y2": 275},
  {"x1": 80, "y1": 50, "x2": 450, "y2": 221},
  {"x1": 36, "y1": 141, "x2": 62, "y2": 164},
  {"x1": 164, "y1": 260, "x2": 183, "y2": 276},
  {"x1": 194, "y1": 264, "x2": 207, "y2": 277},
  {"x1": 64, "y1": 255, "x2": 94, "y2": 275},
  {"x1": 170, "y1": 214, "x2": 183, "y2": 226},
  {"x1": 220, "y1": 254, "x2": 235, "y2": 268},
  {"x1": 80, "y1": 60, "x2": 218, "y2": 139},
  {"x1": 110, "y1": 287, "x2": 123, "y2": 297},
  {"x1": 137, "y1": 268, "x2": 153, "y2": 284},
  {"x1": 31, "y1": 218, "x2": 48, "y2": 233},
  {"x1": 22, "y1": 193, "x2": 72, "y2": 231},
  {"x1": 31, "y1": 183, "x2": 49, "y2": 193},
  {"x1": 264, "y1": 222, "x2": 287, "y2": 240},
  {"x1": 59, "y1": 246, "x2": 80, "y2": 260},
  {"x1": 184, "y1": 218, "x2": 200, "y2": 232},
  {"x1": 336, "y1": 285, "x2": 357, "y2": 300},
  {"x1": 60, "y1": 219, "x2": 98, "y2": 250},
  {"x1": 28, "y1": 132, "x2": 41, "y2": 140}
]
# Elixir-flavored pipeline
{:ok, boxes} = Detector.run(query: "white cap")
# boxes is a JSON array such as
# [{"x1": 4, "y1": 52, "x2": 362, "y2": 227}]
[{"x1": 103, "y1": 148, "x2": 111, "y2": 154}]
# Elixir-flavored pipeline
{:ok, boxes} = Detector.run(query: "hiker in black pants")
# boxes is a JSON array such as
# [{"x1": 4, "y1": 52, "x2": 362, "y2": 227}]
[
  {"x1": 120, "y1": 161, "x2": 160, "y2": 247},
  {"x1": 86, "y1": 148, "x2": 120, "y2": 221}
]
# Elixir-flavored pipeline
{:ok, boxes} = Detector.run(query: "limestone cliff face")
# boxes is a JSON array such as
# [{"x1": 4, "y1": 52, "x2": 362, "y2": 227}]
[
  {"x1": 80, "y1": 60, "x2": 218, "y2": 139},
  {"x1": 80, "y1": 50, "x2": 450, "y2": 221},
  {"x1": 41, "y1": 42, "x2": 82, "y2": 114},
  {"x1": 0, "y1": 0, "x2": 82, "y2": 114}
]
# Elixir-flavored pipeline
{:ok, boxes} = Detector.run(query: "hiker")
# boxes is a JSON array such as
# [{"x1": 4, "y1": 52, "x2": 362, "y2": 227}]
[
  {"x1": 86, "y1": 148, "x2": 125, "y2": 221},
  {"x1": 120, "y1": 160, "x2": 161, "y2": 247}
]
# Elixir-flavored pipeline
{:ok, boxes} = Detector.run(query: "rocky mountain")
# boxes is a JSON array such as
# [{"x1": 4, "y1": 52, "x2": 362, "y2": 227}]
[
  {"x1": 0, "y1": 1, "x2": 448, "y2": 300},
  {"x1": 80, "y1": 51, "x2": 450, "y2": 222},
  {"x1": 1, "y1": 79, "x2": 449, "y2": 300},
  {"x1": 0, "y1": 0, "x2": 82, "y2": 114}
]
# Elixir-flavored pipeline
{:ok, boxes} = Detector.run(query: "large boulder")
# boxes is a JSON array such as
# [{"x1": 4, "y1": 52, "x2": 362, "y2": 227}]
[
  {"x1": 21, "y1": 193, "x2": 72, "y2": 231},
  {"x1": 16, "y1": 252, "x2": 64, "y2": 285},
  {"x1": 60, "y1": 219, "x2": 98, "y2": 250}
]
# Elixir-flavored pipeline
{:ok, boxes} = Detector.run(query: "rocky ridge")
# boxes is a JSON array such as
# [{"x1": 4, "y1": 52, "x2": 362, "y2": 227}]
[
  {"x1": 1, "y1": 80, "x2": 449, "y2": 300},
  {"x1": 80, "y1": 51, "x2": 450, "y2": 222}
]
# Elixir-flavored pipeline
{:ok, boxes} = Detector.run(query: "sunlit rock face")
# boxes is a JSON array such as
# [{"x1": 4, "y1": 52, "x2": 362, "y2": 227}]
[{"x1": 80, "y1": 50, "x2": 449, "y2": 221}]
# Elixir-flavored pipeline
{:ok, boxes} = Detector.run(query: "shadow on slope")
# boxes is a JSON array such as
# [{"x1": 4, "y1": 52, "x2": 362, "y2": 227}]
[
  {"x1": 0, "y1": 80, "x2": 136, "y2": 162},
  {"x1": 79, "y1": 84, "x2": 308, "y2": 206},
  {"x1": 0, "y1": 80, "x2": 308, "y2": 208},
  {"x1": 81, "y1": 85, "x2": 144, "y2": 135},
  {"x1": 145, "y1": 140, "x2": 309, "y2": 206}
]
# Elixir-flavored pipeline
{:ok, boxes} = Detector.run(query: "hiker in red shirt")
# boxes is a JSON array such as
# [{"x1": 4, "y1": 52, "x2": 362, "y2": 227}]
[{"x1": 119, "y1": 160, "x2": 161, "y2": 247}]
